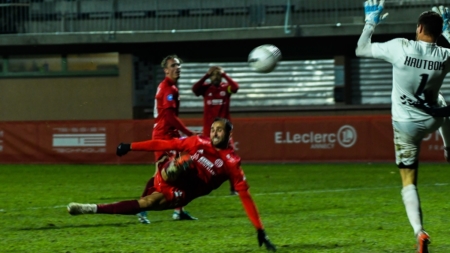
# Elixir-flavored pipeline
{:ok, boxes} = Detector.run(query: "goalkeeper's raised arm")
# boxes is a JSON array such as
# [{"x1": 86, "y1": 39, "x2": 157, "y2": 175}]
[
  {"x1": 355, "y1": 0, "x2": 388, "y2": 57},
  {"x1": 431, "y1": 5, "x2": 450, "y2": 44}
]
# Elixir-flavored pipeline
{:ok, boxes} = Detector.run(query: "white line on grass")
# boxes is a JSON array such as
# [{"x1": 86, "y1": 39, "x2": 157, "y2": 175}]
[
  {"x1": 209, "y1": 182, "x2": 449, "y2": 198},
  {"x1": 0, "y1": 183, "x2": 447, "y2": 213}
]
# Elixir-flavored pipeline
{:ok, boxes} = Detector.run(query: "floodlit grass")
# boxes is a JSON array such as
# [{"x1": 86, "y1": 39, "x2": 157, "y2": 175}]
[{"x1": 0, "y1": 163, "x2": 449, "y2": 253}]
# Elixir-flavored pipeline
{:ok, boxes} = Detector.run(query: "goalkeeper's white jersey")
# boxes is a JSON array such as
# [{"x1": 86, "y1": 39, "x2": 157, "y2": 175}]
[{"x1": 372, "y1": 39, "x2": 450, "y2": 122}]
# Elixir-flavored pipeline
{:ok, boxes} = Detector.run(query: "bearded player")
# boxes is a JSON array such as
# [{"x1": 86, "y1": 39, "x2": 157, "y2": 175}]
[{"x1": 67, "y1": 118, "x2": 276, "y2": 252}]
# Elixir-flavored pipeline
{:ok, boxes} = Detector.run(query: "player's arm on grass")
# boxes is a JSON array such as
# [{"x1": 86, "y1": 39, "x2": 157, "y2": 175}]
[
  {"x1": 238, "y1": 190, "x2": 276, "y2": 251},
  {"x1": 231, "y1": 165, "x2": 276, "y2": 251},
  {"x1": 432, "y1": 6, "x2": 450, "y2": 43},
  {"x1": 355, "y1": 0, "x2": 389, "y2": 57}
]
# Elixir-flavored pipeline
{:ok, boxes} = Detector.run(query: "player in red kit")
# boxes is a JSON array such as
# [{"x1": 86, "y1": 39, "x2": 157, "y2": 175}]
[
  {"x1": 192, "y1": 66, "x2": 239, "y2": 195},
  {"x1": 154, "y1": 54, "x2": 194, "y2": 160},
  {"x1": 67, "y1": 118, "x2": 276, "y2": 252},
  {"x1": 138, "y1": 55, "x2": 196, "y2": 224},
  {"x1": 192, "y1": 66, "x2": 239, "y2": 136}
]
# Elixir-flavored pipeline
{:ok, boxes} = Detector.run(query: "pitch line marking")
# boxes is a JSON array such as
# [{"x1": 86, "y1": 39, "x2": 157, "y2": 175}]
[
  {"x1": 0, "y1": 183, "x2": 447, "y2": 212},
  {"x1": 206, "y1": 182, "x2": 448, "y2": 198}
]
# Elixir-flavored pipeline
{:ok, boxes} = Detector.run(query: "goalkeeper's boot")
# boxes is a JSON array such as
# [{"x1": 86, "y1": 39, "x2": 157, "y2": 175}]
[
  {"x1": 444, "y1": 147, "x2": 450, "y2": 163},
  {"x1": 172, "y1": 208, "x2": 198, "y2": 220},
  {"x1": 67, "y1": 202, "x2": 97, "y2": 215},
  {"x1": 416, "y1": 230, "x2": 431, "y2": 253},
  {"x1": 136, "y1": 211, "x2": 150, "y2": 224}
]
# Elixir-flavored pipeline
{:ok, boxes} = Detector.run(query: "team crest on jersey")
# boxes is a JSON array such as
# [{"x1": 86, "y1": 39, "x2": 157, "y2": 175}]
[
  {"x1": 208, "y1": 93, "x2": 212, "y2": 96},
  {"x1": 214, "y1": 159, "x2": 224, "y2": 167},
  {"x1": 220, "y1": 91, "x2": 226, "y2": 96},
  {"x1": 167, "y1": 94, "x2": 173, "y2": 101}
]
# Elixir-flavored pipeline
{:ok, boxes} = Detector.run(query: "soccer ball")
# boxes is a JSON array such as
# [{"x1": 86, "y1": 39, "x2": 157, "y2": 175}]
[{"x1": 248, "y1": 44, "x2": 282, "y2": 73}]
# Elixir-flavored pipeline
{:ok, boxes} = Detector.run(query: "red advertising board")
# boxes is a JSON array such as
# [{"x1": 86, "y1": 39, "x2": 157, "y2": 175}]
[{"x1": 0, "y1": 116, "x2": 446, "y2": 164}]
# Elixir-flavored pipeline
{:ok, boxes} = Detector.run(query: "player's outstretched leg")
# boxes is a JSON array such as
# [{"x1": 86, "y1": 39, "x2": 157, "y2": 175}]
[
  {"x1": 136, "y1": 177, "x2": 156, "y2": 224},
  {"x1": 68, "y1": 193, "x2": 168, "y2": 217},
  {"x1": 68, "y1": 200, "x2": 142, "y2": 215},
  {"x1": 67, "y1": 203, "x2": 97, "y2": 215}
]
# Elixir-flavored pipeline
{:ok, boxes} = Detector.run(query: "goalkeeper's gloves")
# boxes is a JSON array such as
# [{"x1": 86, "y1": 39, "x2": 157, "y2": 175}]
[
  {"x1": 257, "y1": 229, "x2": 277, "y2": 252},
  {"x1": 364, "y1": 0, "x2": 389, "y2": 26},
  {"x1": 432, "y1": 6, "x2": 450, "y2": 42},
  {"x1": 116, "y1": 143, "x2": 131, "y2": 157}
]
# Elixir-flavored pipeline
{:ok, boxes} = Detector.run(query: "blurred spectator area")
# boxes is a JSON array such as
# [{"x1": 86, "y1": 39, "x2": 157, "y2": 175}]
[
  {"x1": 0, "y1": 0, "x2": 445, "y2": 34},
  {"x1": 0, "y1": 0, "x2": 29, "y2": 34}
]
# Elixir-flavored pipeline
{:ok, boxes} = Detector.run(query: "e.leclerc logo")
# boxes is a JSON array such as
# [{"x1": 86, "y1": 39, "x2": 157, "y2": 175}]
[{"x1": 274, "y1": 125, "x2": 357, "y2": 149}]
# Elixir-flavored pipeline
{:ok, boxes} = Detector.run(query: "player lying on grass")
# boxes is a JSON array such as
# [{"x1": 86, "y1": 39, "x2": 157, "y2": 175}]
[{"x1": 67, "y1": 117, "x2": 276, "y2": 252}]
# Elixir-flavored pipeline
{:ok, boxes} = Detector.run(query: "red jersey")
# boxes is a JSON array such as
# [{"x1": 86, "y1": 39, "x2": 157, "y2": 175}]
[
  {"x1": 131, "y1": 135, "x2": 264, "y2": 230},
  {"x1": 153, "y1": 77, "x2": 180, "y2": 140},
  {"x1": 134, "y1": 135, "x2": 248, "y2": 196},
  {"x1": 192, "y1": 73, "x2": 239, "y2": 135}
]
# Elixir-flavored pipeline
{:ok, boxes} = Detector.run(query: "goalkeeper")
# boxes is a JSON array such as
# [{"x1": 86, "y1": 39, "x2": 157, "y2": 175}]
[
  {"x1": 356, "y1": 1, "x2": 450, "y2": 252},
  {"x1": 67, "y1": 118, "x2": 276, "y2": 252}
]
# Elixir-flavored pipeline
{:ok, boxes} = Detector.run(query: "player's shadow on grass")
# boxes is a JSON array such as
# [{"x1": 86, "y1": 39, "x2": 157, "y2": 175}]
[
  {"x1": 274, "y1": 242, "x2": 348, "y2": 252},
  {"x1": 14, "y1": 221, "x2": 159, "y2": 231},
  {"x1": 216, "y1": 242, "x2": 349, "y2": 253}
]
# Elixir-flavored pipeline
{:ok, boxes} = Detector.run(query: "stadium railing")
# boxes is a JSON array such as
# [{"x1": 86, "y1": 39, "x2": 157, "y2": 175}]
[{"x1": 0, "y1": 0, "x2": 443, "y2": 35}]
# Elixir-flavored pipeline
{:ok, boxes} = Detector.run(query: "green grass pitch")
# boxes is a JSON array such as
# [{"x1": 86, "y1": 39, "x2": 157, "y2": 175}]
[{"x1": 0, "y1": 163, "x2": 449, "y2": 253}]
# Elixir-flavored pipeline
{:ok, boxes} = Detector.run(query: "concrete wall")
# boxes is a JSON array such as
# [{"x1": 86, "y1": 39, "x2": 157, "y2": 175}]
[{"x1": 0, "y1": 54, "x2": 133, "y2": 121}]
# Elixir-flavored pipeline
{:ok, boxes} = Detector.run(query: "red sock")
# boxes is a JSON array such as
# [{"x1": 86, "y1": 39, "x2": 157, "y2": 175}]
[{"x1": 97, "y1": 200, "x2": 141, "y2": 214}]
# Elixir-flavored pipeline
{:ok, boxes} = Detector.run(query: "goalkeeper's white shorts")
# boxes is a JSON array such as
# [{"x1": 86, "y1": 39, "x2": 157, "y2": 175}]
[{"x1": 393, "y1": 117, "x2": 443, "y2": 167}]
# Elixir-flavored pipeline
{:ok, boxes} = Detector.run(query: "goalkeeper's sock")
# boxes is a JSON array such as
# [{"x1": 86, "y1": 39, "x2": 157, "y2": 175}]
[
  {"x1": 401, "y1": 184, "x2": 423, "y2": 235},
  {"x1": 97, "y1": 200, "x2": 141, "y2": 214}
]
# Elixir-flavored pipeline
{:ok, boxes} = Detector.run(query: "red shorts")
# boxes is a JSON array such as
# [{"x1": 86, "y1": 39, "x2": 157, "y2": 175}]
[{"x1": 146, "y1": 158, "x2": 193, "y2": 208}]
